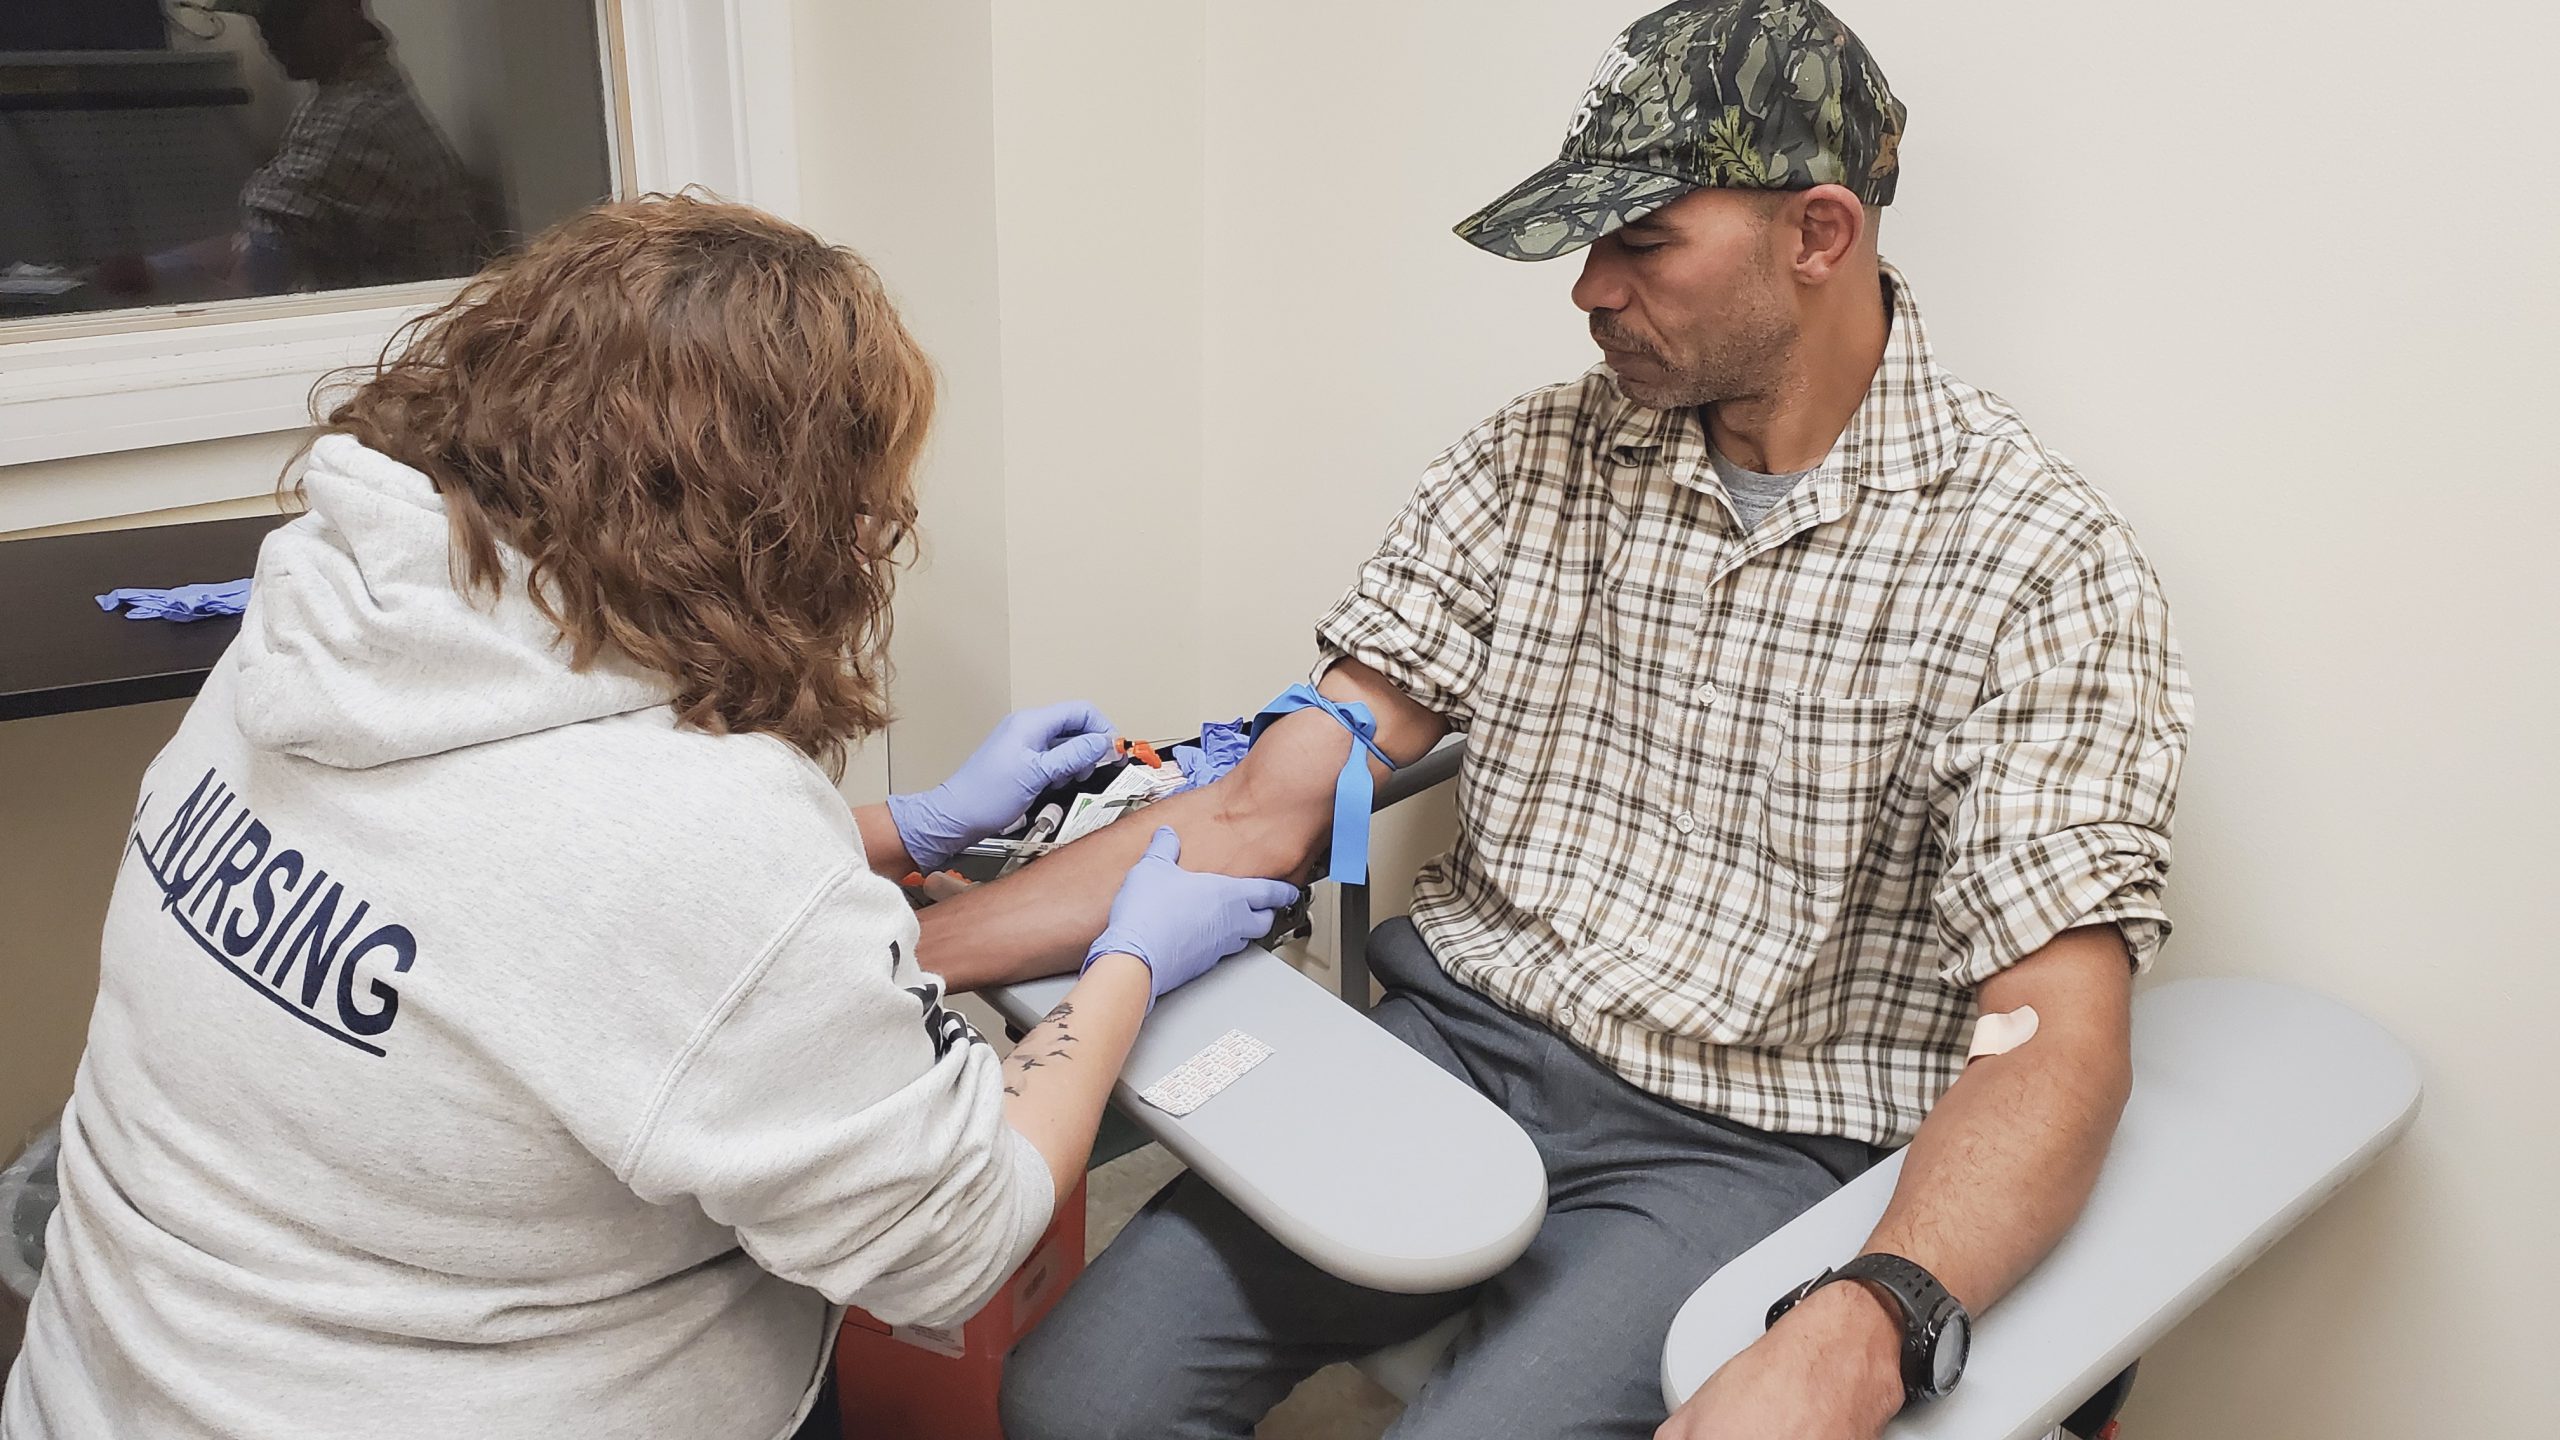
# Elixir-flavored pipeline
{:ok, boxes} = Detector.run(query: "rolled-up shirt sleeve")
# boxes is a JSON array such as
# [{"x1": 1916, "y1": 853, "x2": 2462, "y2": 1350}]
[
  {"x1": 618, "y1": 870, "x2": 1052, "y2": 1329},
  {"x1": 1312, "y1": 414, "x2": 1512, "y2": 728},
  {"x1": 1927, "y1": 523, "x2": 2192, "y2": 988}
]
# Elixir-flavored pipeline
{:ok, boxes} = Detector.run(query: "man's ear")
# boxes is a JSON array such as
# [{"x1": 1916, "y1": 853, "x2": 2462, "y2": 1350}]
[{"x1": 1785, "y1": 183, "x2": 1868, "y2": 284}]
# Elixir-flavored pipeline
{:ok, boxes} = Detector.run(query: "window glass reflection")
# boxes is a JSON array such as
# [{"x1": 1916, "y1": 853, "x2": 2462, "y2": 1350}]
[{"x1": 1, "y1": 0, "x2": 615, "y2": 321}]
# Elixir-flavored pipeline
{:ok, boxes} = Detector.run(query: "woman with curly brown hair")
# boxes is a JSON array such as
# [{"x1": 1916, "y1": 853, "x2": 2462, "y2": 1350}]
[{"x1": 1, "y1": 197, "x2": 1293, "y2": 1440}]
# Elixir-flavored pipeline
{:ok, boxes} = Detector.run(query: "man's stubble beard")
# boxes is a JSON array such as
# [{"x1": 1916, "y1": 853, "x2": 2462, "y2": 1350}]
[{"x1": 1596, "y1": 261, "x2": 1798, "y2": 412}]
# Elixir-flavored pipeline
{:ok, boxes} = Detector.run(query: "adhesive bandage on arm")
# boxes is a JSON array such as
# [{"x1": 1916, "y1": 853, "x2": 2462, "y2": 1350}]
[{"x1": 1967, "y1": 1005, "x2": 2041, "y2": 1062}]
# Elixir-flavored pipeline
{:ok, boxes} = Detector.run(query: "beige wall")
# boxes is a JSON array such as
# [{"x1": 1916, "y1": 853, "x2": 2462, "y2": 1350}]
[
  {"x1": 791, "y1": 0, "x2": 1211, "y2": 784},
  {"x1": 792, "y1": 0, "x2": 1017, "y2": 789},
  {"x1": 1197, "y1": 4, "x2": 1624, "y2": 718},
  {"x1": 989, "y1": 0, "x2": 1209, "y2": 743}
]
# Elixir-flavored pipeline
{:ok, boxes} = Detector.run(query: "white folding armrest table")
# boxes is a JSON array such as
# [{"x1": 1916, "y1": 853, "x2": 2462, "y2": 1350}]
[
  {"x1": 985, "y1": 937, "x2": 1544, "y2": 1293},
  {"x1": 982, "y1": 733, "x2": 1544, "y2": 1295},
  {"x1": 992, "y1": 738, "x2": 2423, "y2": 1435},
  {"x1": 1655, "y1": 975, "x2": 2420, "y2": 1436}
]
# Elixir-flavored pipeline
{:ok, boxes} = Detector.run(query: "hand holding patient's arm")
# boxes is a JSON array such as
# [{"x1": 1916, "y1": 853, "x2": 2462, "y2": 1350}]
[
  {"x1": 852, "y1": 701, "x2": 1116, "y2": 882},
  {"x1": 916, "y1": 660, "x2": 1444, "y2": 992},
  {"x1": 1001, "y1": 830, "x2": 1296, "y2": 1203}
]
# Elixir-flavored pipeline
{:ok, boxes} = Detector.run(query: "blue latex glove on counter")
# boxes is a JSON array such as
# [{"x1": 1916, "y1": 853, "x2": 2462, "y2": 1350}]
[
  {"x1": 1171, "y1": 718, "x2": 1252, "y2": 791},
  {"x1": 885, "y1": 700, "x2": 1117, "y2": 871},
  {"x1": 1085, "y1": 828, "x2": 1301, "y2": 1007},
  {"x1": 95, "y1": 579, "x2": 251, "y2": 623}
]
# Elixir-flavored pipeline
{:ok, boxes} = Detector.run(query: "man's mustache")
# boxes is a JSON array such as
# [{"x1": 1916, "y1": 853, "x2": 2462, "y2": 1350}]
[{"x1": 1588, "y1": 317, "x2": 1658, "y2": 360}]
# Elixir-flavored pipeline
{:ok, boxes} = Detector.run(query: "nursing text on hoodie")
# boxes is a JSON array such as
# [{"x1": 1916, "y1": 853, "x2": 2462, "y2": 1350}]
[{"x1": 128, "y1": 766, "x2": 418, "y2": 1054}]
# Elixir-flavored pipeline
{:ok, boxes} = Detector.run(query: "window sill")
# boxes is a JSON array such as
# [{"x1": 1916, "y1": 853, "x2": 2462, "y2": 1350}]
[{"x1": 0, "y1": 293, "x2": 448, "y2": 468}]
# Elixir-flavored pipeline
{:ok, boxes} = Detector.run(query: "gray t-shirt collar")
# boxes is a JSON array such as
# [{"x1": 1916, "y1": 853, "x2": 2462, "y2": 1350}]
[{"x1": 1706, "y1": 438, "x2": 1816, "y2": 533}]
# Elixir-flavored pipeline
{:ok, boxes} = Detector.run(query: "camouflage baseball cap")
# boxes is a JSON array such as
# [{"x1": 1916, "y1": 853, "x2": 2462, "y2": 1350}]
[{"x1": 1457, "y1": 0, "x2": 1907, "y2": 262}]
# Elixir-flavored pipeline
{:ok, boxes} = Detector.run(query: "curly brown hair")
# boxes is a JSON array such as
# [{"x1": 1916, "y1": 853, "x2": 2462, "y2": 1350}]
[{"x1": 312, "y1": 194, "x2": 930, "y2": 775}]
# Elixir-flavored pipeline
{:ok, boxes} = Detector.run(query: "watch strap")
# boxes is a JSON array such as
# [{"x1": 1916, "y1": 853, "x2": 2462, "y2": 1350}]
[
  {"x1": 1834, "y1": 1252, "x2": 1938, "y2": 1325},
  {"x1": 1767, "y1": 1252, "x2": 1967, "y2": 1404}
]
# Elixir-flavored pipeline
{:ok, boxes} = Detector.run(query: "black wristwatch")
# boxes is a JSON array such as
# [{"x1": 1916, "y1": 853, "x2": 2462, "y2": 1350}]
[{"x1": 1766, "y1": 1253, "x2": 1971, "y2": 1404}]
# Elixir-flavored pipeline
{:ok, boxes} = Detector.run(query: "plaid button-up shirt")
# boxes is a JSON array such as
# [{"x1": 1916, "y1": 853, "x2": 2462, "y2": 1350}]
[
  {"x1": 1316, "y1": 265, "x2": 2190, "y2": 1145},
  {"x1": 241, "y1": 45, "x2": 486, "y2": 292}
]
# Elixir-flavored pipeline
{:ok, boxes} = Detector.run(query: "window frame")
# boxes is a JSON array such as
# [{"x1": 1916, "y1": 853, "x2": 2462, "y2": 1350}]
[{"x1": 0, "y1": 0, "x2": 802, "y2": 473}]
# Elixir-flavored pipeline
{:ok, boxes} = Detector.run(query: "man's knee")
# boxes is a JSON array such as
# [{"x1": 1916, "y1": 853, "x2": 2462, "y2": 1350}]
[
  {"x1": 997, "y1": 1324, "x2": 1096, "y2": 1440},
  {"x1": 997, "y1": 1314, "x2": 1169, "y2": 1440},
  {"x1": 1386, "y1": 1317, "x2": 1667, "y2": 1440}
]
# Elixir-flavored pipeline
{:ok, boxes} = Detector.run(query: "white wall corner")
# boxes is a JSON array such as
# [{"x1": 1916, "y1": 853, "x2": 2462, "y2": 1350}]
[{"x1": 618, "y1": 0, "x2": 801, "y2": 219}]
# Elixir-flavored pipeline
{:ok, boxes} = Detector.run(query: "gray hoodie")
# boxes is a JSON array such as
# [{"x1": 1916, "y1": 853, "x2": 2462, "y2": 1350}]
[{"x1": 1, "y1": 437, "x2": 1053, "y2": 1440}]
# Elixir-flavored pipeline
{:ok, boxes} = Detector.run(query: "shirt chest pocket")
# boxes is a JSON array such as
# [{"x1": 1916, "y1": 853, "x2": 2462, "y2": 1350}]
[{"x1": 1755, "y1": 690, "x2": 1915, "y2": 894}]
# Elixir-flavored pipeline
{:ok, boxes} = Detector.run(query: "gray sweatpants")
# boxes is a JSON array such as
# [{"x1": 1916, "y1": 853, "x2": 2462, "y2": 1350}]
[{"x1": 999, "y1": 919, "x2": 1880, "y2": 1440}]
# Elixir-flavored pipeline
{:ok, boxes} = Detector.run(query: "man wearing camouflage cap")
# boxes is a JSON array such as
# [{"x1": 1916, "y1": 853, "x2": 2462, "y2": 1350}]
[{"x1": 986, "y1": 2, "x2": 2188, "y2": 1436}]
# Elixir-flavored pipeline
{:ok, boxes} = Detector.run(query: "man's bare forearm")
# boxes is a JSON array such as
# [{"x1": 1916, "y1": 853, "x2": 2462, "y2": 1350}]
[
  {"x1": 1863, "y1": 926, "x2": 2133, "y2": 1311},
  {"x1": 914, "y1": 660, "x2": 1446, "y2": 993},
  {"x1": 1783, "y1": 925, "x2": 2136, "y2": 1418},
  {"x1": 913, "y1": 773, "x2": 1320, "y2": 992},
  {"x1": 1802, "y1": 917, "x2": 2140, "y2": 1414}
]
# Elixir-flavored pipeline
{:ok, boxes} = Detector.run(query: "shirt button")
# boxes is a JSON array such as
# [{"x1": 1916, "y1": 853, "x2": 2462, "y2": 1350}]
[
  {"x1": 1672, "y1": 811, "x2": 1697, "y2": 835},
  {"x1": 1557, "y1": 1001, "x2": 1582, "y2": 1029},
  {"x1": 1692, "y1": 683, "x2": 1720, "y2": 708}
]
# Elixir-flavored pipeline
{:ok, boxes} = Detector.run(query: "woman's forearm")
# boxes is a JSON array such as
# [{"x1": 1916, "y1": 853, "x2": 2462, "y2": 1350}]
[
  {"x1": 1001, "y1": 954, "x2": 1153, "y2": 1203},
  {"x1": 852, "y1": 802, "x2": 920, "y2": 881}
]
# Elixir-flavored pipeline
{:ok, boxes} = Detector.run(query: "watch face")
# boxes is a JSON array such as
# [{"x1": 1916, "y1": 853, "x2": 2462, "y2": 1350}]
[{"x1": 1930, "y1": 1310, "x2": 1971, "y2": 1393}]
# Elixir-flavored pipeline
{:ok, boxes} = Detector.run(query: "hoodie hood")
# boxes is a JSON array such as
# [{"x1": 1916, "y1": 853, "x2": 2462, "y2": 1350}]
[{"x1": 233, "y1": 435, "x2": 673, "y2": 769}]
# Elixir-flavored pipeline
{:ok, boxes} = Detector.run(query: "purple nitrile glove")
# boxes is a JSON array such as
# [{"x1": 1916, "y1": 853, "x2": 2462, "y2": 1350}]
[
  {"x1": 94, "y1": 579, "x2": 251, "y2": 623},
  {"x1": 885, "y1": 700, "x2": 1117, "y2": 871},
  {"x1": 1085, "y1": 828, "x2": 1301, "y2": 1005}
]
